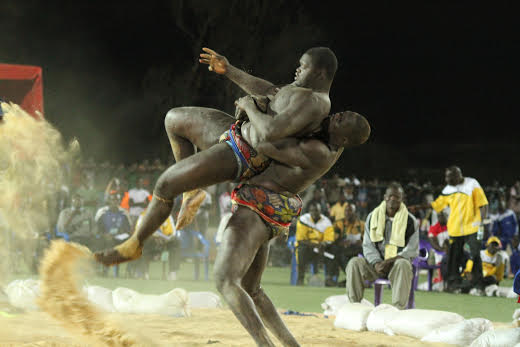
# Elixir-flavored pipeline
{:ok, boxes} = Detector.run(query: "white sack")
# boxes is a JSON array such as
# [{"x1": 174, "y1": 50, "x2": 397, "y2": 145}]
[
  {"x1": 385, "y1": 309, "x2": 464, "y2": 339},
  {"x1": 188, "y1": 291, "x2": 222, "y2": 308},
  {"x1": 422, "y1": 318, "x2": 494, "y2": 346},
  {"x1": 112, "y1": 287, "x2": 190, "y2": 317},
  {"x1": 333, "y1": 303, "x2": 374, "y2": 331},
  {"x1": 321, "y1": 294, "x2": 373, "y2": 316},
  {"x1": 83, "y1": 285, "x2": 116, "y2": 313},
  {"x1": 366, "y1": 304, "x2": 399, "y2": 334},
  {"x1": 5, "y1": 279, "x2": 40, "y2": 311},
  {"x1": 470, "y1": 328, "x2": 520, "y2": 347}
]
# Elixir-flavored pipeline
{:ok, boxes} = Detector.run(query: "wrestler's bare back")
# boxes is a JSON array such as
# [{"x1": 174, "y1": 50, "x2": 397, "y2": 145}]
[
  {"x1": 247, "y1": 137, "x2": 341, "y2": 196},
  {"x1": 240, "y1": 84, "x2": 330, "y2": 146}
]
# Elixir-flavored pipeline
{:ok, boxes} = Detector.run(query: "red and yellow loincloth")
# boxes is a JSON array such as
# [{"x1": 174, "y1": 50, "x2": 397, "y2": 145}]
[
  {"x1": 219, "y1": 121, "x2": 271, "y2": 182},
  {"x1": 231, "y1": 184, "x2": 302, "y2": 237}
]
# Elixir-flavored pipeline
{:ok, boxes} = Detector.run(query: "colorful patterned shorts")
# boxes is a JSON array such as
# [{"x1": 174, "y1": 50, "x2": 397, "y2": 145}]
[
  {"x1": 231, "y1": 184, "x2": 303, "y2": 238},
  {"x1": 219, "y1": 122, "x2": 272, "y2": 182}
]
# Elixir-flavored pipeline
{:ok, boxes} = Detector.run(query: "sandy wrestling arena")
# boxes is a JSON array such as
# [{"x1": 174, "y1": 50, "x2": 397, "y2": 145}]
[{"x1": 0, "y1": 308, "x2": 454, "y2": 347}]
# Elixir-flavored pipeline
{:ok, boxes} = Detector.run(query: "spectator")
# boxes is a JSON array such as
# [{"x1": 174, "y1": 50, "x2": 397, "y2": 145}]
[
  {"x1": 427, "y1": 211, "x2": 449, "y2": 284},
  {"x1": 304, "y1": 186, "x2": 329, "y2": 216},
  {"x1": 430, "y1": 166, "x2": 488, "y2": 292},
  {"x1": 128, "y1": 177, "x2": 151, "y2": 225},
  {"x1": 490, "y1": 195, "x2": 518, "y2": 251},
  {"x1": 194, "y1": 189, "x2": 212, "y2": 239},
  {"x1": 329, "y1": 192, "x2": 348, "y2": 230},
  {"x1": 428, "y1": 211, "x2": 449, "y2": 254},
  {"x1": 509, "y1": 180, "x2": 520, "y2": 219},
  {"x1": 76, "y1": 173, "x2": 102, "y2": 215},
  {"x1": 94, "y1": 193, "x2": 132, "y2": 277},
  {"x1": 324, "y1": 204, "x2": 364, "y2": 287},
  {"x1": 460, "y1": 236, "x2": 505, "y2": 295},
  {"x1": 510, "y1": 236, "x2": 520, "y2": 276},
  {"x1": 56, "y1": 193, "x2": 93, "y2": 247},
  {"x1": 346, "y1": 182, "x2": 419, "y2": 309},
  {"x1": 136, "y1": 203, "x2": 178, "y2": 280},
  {"x1": 295, "y1": 202, "x2": 334, "y2": 285}
]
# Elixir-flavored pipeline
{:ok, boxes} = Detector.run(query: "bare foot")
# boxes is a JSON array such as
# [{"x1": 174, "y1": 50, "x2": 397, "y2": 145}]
[
  {"x1": 94, "y1": 237, "x2": 142, "y2": 266},
  {"x1": 175, "y1": 189, "x2": 207, "y2": 230}
]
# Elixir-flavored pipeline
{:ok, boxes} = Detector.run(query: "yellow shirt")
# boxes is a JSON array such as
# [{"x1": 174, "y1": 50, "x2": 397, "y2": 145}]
[
  {"x1": 431, "y1": 177, "x2": 488, "y2": 237},
  {"x1": 296, "y1": 213, "x2": 334, "y2": 245},
  {"x1": 464, "y1": 249, "x2": 505, "y2": 282},
  {"x1": 329, "y1": 202, "x2": 348, "y2": 230},
  {"x1": 137, "y1": 211, "x2": 175, "y2": 236}
]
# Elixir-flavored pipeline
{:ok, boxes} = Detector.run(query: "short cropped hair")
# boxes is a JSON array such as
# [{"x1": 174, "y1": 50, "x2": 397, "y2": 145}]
[
  {"x1": 305, "y1": 47, "x2": 338, "y2": 81},
  {"x1": 386, "y1": 182, "x2": 404, "y2": 195},
  {"x1": 345, "y1": 112, "x2": 371, "y2": 146}
]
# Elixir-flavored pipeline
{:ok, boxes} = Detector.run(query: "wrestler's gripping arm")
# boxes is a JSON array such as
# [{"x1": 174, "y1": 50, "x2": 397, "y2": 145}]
[
  {"x1": 237, "y1": 91, "x2": 326, "y2": 147},
  {"x1": 199, "y1": 47, "x2": 275, "y2": 96},
  {"x1": 256, "y1": 138, "x2": 330, "y2": 169}
]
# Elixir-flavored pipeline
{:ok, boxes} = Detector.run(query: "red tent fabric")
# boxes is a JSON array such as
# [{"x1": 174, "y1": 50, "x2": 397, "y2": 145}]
[{"x1": 0, "y1": 63, "x2": 44, "y2": 119}]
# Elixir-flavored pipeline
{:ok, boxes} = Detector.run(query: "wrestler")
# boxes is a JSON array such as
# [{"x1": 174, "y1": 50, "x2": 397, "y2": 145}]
[
  {"x1": 99, "y1": 110, "x2": 369, "y2": 346},
  {"x1": 170, "y1": 47, "x2": 337, "y2": 230}
]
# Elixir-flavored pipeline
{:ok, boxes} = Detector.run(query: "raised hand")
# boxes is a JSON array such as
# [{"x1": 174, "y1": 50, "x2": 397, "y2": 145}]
[{"x1": 199, "y1": 47, "x2": 229, "y2": 74}]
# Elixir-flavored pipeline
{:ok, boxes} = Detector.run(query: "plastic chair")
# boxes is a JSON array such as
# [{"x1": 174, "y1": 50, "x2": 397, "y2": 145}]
[
  {"x1": 415, "y1": 239, "x2": 445, "y2": 291},
  {"x1": 288, "y1": 237, "x2": 325, "y2": 285},
  {"x1": 178, "y1": 229, "x2": 210, "y2": 280},
  {"x1": 372, "y1": 246, "x2": 428, "y2": 309}
]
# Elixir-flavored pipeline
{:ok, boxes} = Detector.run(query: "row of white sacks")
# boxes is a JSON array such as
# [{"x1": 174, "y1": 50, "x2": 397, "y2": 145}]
[
  {"x1": 322, "y1": 295, "x2": 520, "y2": 347},
  {"x1": 4, "y1": 279, "x2": 222, "y2": 317}
]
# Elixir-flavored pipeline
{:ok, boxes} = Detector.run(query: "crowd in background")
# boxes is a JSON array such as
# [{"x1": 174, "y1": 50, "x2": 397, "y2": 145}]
[{"x1": 11, "y1": 156, "x2": 520, "y2": 294}]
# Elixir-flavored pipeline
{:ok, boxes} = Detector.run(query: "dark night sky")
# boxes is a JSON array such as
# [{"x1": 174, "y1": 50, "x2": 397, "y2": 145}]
[{"x1": 1, "y1": 1, "x2": 518, "y2": 183}]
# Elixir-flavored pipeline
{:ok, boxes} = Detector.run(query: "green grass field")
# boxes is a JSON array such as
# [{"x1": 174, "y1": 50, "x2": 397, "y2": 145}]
[{"x1": 11, "y1": 259, "x2": 515, "y2": 323}]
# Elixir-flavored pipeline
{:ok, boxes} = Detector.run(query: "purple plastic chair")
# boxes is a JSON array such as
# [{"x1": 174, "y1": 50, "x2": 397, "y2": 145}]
[
  {"x1": 372, "y1": 245, "x2": 428, "y2": 309},
  {"x1": 415, "y1": 239, "x2": 445, "y2": 291}
]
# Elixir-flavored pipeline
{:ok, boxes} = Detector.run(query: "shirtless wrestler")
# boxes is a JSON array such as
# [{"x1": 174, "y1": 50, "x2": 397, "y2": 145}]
[
  {"x1": 170, "y1": 46, "x2": 337, "y2": 230},
  {"x1": 100, "y1": 110, "x2": 370, "y2": 347}
]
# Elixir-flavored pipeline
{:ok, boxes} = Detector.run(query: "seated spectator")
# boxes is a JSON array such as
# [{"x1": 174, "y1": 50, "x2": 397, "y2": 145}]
[
  {"x1": 295, "y1": 202, "x2": 334, "y2": 285},
  {"x1": 136, "y1": 202, "x2": 179, "y2": 280},
  {"x1": 329, "y1": 192, "x2": 348, "y2": 230},
  {"x1": 428, "y1": 211, "x2": 449, "y2": 254},
  {"x1": 491, "y1": 196, "x2": 518, "y2": 251},
  {"x1": 94, "y1": 192, "x2": 132, "y2": 277},
  {"x1": 304, "y1": 186, "x2": 329, "y2": 216},
  {"x1": 128, "y1": 177, "x2": 151, "y2": 225},
  {"x1": 324, "y1": 204, "x2": 365, "y2": 287},
  {"x1": 346, "y1": 182, "x2": 419, "y2": 309},
  {"x1": 56, "y1": 193, "x2": 93, "y2": 247},
  {"x1": 460, "y1": 236, "x2": 505, "y2": 294},
  {"x1": 427, "y1": 211, "x2": 449, "y2": 283}
]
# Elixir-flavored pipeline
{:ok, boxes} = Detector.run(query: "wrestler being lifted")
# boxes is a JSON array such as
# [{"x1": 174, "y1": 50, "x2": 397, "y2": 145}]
[
  {"x1": 172, "y1": 46, "x2": 334, "y2": 230},
  {"x1": 94, "y1": 46, "x2": 340, "y2": 264}
]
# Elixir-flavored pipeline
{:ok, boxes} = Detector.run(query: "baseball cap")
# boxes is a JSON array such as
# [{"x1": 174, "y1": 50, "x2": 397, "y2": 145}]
[{"x1": 486, "y1": 236, "x2": 502, "y2": 248}]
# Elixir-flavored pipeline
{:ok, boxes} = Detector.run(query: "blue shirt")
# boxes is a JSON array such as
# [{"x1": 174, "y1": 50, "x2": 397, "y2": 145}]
[{"x1": 491, "y1": 209, "x2": 518, "y2": 240}]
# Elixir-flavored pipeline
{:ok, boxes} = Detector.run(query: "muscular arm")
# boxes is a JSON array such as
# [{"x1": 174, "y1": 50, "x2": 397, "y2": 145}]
[
  {"x1": 225, "y1": 65, "x2": 275, "y2": 96},
  {"x1": 256, "y1": 139, "x2": 329, "y2": 169},
  {"x1": 242, "y1": 90, "x2": 326, "y2": 146}
]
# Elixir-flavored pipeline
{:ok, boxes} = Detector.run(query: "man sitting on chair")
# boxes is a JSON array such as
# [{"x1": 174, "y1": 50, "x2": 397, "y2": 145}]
[{"x1": 345, "y1": 182, "x2": 419, "y2": 309}]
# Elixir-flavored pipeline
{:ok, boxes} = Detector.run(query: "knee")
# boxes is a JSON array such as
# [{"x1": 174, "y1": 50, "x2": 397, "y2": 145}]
[
  {"x1": 393, "y1": 258, "x2": 412, "y2": 272},
  {"x1": 165, "y1": 107, "x2": 189, "y2": 134},
  {"x1": 214, "y1": 267, "x2": 235, "y2": 295},
  {"x1": 346, "y1": 256, "x2": 365, "y2": 272},
  {"x1": 154, "y1": 172, "x2": 170, "y2": 197}
]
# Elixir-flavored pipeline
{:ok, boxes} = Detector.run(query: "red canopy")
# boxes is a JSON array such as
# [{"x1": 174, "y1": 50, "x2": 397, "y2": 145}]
[{"x1": 0, "y1": 63, "x2": 44, "y2": 119}]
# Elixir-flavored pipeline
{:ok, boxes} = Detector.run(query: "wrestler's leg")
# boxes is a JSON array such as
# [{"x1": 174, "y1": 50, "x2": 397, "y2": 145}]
[
  {"x1": 164, "y1": 107, "x2": 235, "y2": 229},
  {"x1": 94, "y1": 143, "x2": 238, "y2": 266},
  {"x1": 164, "y1": 106, "x2": 235, "y2": 156},
  {"x1": 214, "y1": 208, "x2": 276, "y2": 347},
  {"x1": 242, "y1": 241, "x2": 300, "y2": 347}
]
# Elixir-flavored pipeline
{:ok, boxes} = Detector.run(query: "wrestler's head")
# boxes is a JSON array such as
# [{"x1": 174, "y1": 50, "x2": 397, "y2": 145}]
[
  {"x1": 294, "y1": 47, "x2": 337, "y2": 89},
  {"x1": 327, "y1": 111, "x2": 371, "y2": 149}
]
